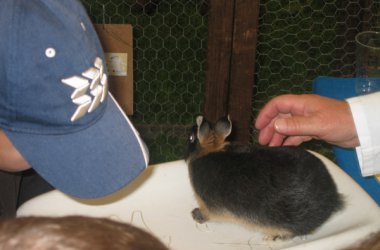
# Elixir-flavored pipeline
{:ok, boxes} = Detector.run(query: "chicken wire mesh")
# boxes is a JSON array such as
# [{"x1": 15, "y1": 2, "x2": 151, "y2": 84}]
[{"x1": 81, "y1": 0, "x2": 380, "y2": 164}]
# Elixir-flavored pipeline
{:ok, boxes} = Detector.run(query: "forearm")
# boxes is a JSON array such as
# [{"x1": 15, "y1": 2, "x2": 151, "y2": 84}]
[{"x1": 0, "y1": 130, "x2": 30, "y2": 172}]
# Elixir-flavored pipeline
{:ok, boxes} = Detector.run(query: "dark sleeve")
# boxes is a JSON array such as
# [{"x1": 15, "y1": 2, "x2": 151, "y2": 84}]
[
  {"x1": 17, "y1": 169, "x2": 54, "y2": 208},
  {"x1": 0, "y1": 170, "x2": 21, "y2": 218}
]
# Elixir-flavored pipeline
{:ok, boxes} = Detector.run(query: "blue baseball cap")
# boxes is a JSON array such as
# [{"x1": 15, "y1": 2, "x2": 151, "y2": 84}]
[{"x1": 0, "y1": 0, "x2": 149, "y2": 198}]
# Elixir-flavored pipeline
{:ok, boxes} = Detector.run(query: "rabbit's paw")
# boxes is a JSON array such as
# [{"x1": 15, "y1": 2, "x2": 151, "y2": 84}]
[
  {"x1": 191, "y1": 208, "x2": 208, "y2": 224},
  {"x1": 263, "y1": 231, "x2": 294, "y2": 241}
]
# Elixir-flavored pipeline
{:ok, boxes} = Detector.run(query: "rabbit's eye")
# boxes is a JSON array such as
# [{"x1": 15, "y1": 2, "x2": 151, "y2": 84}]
[{"x1": 189, "y1": 133, "x2": 195, "y2": 143}]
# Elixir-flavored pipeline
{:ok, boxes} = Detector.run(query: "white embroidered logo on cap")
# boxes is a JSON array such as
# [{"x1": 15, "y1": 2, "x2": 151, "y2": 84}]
[{"x1": 61, "y1": 57, "x2": 108, "y2": 122}]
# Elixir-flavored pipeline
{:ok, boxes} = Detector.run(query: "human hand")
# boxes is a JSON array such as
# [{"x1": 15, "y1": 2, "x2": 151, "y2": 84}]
[{"x1": 254, "y1": 94, "x2": 359, "y2": 148}]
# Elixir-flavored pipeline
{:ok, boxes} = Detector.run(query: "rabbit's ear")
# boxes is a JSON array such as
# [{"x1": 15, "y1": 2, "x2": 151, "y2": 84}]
[
  {"x1": 197, "y1": 117, "x2": 210, "y2": 142},
  {"x1": 196, "y1": 116, "x2": 203, "y2": 128},
  {"x1": 215, "y1": 115, "x2": 232, "y2": 139}
]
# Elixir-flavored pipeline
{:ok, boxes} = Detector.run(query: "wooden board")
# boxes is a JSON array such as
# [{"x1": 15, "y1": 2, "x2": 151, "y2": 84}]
[
  {"x1": 94, "y1": 24, "x2": 134, "y2": 115},
  {"x1": 204, "y1": 0, "x2": 260, "y2": 144}
]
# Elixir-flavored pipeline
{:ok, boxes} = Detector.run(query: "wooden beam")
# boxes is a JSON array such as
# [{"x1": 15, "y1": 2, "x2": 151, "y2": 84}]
[
  {"x1": 228, "y1": 0, "x2": 260, "y2": 144},
  {"x1": 204, "y1": 0, "x2": 260, "y2": 144},
  {"x1": 203, "y1": 0, "x2": 234, "y2": 123}
]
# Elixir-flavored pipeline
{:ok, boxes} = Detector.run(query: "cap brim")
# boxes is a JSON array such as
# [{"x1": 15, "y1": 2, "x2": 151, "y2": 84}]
[{"x1": 5, "y1": 95, "x2": 148, "y2": 199}]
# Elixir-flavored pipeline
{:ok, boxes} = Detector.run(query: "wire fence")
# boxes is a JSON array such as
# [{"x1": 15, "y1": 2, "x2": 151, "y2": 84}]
[{"x1": 82, "y1": 0, "x2": 380, "y2": 163}]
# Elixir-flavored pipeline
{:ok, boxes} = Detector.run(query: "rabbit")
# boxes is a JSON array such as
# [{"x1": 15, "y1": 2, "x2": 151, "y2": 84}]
[{"x1": 185, "y1": 115, "x2": 344, "y2": 240}]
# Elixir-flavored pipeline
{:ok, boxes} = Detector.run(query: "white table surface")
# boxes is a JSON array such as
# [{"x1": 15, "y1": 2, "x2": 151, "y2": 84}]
[{"x1": 17, "y1": 152, "x2": 380, "y2": 250}]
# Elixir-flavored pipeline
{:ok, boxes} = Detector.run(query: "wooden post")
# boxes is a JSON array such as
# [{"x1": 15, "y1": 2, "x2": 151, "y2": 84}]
[
  {"x1": 203, "y1": 0, "x2": 235, "y2": 124},
  {"x1": 204, "y1": 0, "x2": 260, "y2": 144},
  {"x1": 228, "y1": 0, "x2": 260, "y2": 144}
]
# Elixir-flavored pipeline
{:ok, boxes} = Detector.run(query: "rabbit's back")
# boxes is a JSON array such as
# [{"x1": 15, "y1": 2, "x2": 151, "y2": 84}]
[{"x1": 189, "y1": 145, "x2": 343, "y2": 236}]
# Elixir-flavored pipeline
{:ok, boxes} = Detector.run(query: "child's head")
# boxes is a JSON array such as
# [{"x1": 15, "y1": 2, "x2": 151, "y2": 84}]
[{"x1": 0, "y1": 216, "x2": 169, "y2": 250}]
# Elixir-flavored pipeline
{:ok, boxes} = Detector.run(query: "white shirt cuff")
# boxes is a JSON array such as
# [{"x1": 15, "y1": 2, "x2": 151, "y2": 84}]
[{"x1": 346, "y1": 92, "x2": 380, "y2": 176}]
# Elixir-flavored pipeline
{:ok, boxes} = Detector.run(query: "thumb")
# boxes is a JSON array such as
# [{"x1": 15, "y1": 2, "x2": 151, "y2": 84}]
[{"x1": 274, "y1": 117, "x2": 318, "y2": 136}]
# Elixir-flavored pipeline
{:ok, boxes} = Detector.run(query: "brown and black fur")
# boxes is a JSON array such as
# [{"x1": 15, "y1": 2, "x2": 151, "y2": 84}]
[{"x1": 185, "y1": 116, "x2": 344, "y2": 240}]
